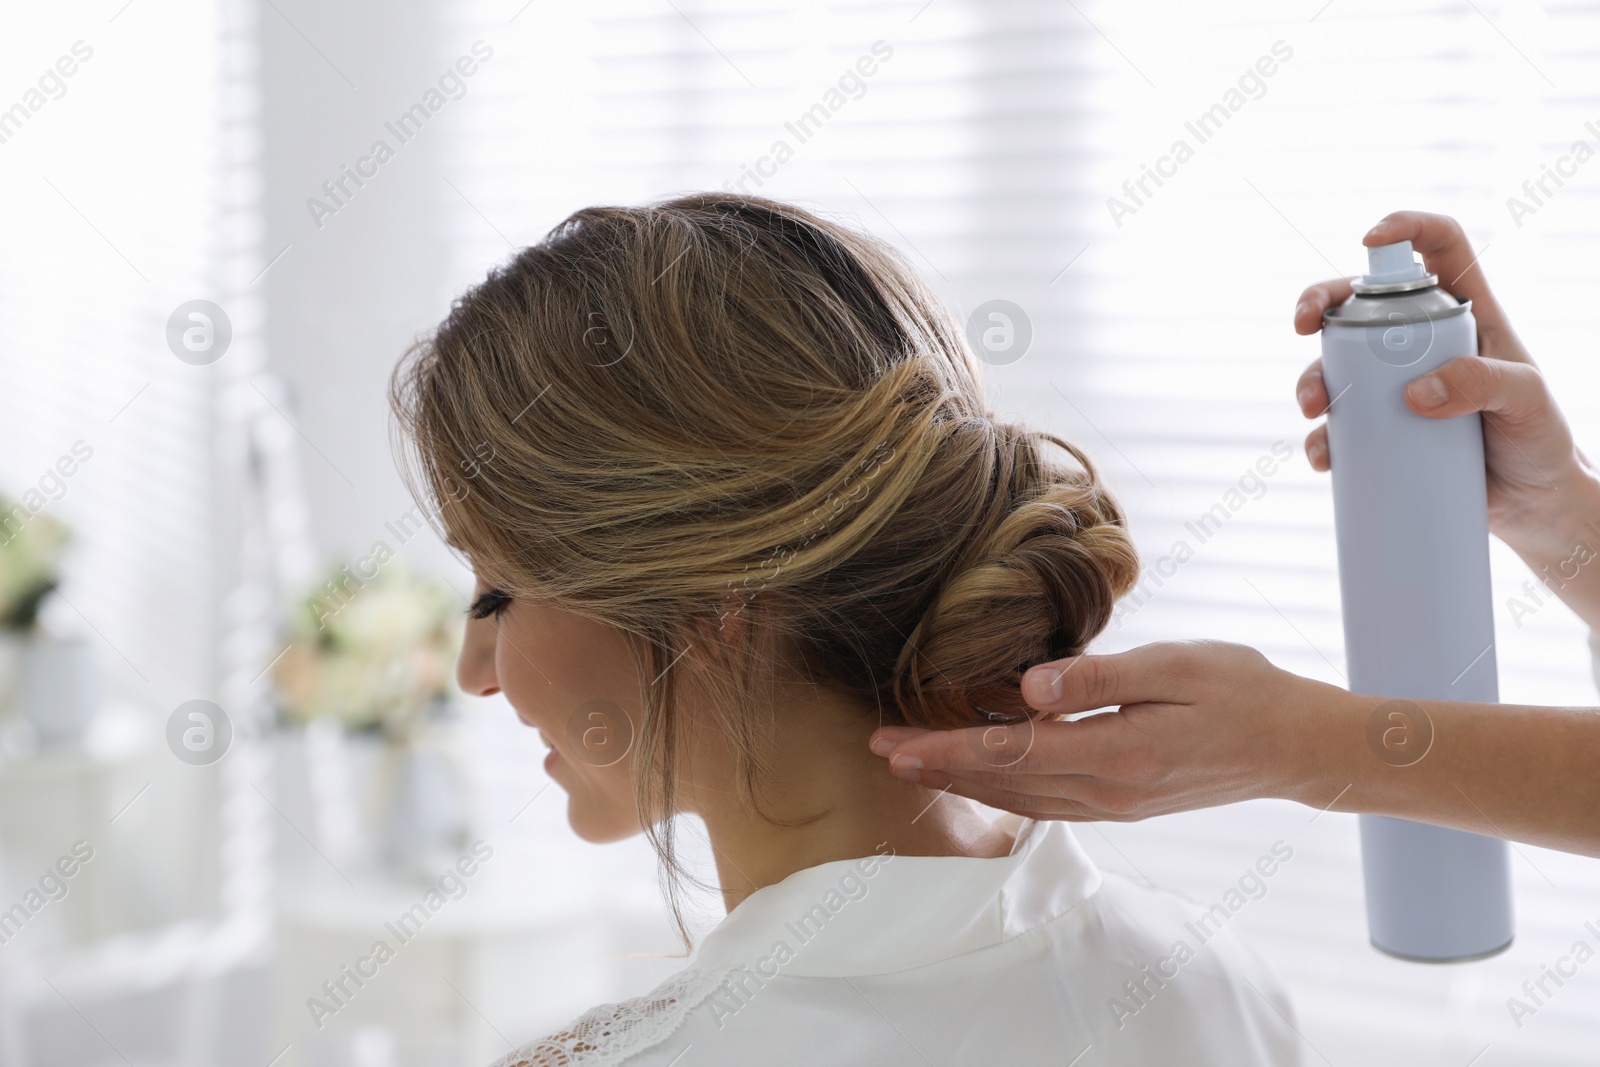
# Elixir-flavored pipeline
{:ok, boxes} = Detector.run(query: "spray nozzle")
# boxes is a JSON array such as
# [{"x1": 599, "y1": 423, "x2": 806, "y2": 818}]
[{"x1": 1364, "y1": 240, "x2": 1427, "y2": 285}]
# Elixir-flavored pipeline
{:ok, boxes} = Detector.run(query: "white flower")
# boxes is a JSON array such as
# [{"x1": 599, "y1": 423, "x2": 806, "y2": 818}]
[{"x1": 275, "y1": 561, "x2": 462, "y2": 736}]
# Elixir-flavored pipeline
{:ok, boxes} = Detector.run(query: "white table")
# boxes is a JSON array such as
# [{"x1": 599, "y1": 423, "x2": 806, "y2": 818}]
[{"x1": 273, "y1": 858, "x2": 617, "y2": 1067}]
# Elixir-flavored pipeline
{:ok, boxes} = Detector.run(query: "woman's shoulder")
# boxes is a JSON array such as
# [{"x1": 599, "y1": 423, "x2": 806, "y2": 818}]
[{"x1": 487, "y1": 966, "x2": 729, "y2": 1067}]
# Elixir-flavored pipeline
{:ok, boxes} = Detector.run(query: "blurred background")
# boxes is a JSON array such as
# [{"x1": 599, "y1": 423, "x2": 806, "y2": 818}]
[{"x1": 1, "y1": 0, "x2": 1598, "y2": 1064}]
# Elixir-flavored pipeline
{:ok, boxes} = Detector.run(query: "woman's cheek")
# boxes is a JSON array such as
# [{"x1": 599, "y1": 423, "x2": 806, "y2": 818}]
[{"x1": 529, "y1": 682, "x2": 644, "y2": 841}]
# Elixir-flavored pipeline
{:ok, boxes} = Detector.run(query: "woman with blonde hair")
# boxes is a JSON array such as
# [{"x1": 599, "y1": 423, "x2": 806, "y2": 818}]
[{"x1": 391, "y1": 193, "x2": 1299, "y2": 1065}]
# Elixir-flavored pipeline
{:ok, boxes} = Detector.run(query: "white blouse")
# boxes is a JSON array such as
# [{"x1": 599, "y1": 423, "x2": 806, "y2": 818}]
[{"x1": 493, "y1": 816, "x2": 1300, "y2": 1066}]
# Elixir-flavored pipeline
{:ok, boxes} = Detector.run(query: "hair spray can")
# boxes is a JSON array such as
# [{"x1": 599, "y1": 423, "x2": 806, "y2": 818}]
[{"x1": 1320, "y1": 239, "x2": 1513, "y2": 961}]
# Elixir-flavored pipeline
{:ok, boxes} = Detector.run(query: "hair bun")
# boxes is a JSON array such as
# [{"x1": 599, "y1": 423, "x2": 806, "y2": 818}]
[{"x1": 891, "y1": 424, "x2": 1140, "y2": 728}]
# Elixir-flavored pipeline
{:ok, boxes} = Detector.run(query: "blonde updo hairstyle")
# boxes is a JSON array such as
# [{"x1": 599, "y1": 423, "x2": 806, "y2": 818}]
[{"x1": 392, "y1": 193, "x2": 1139, "y2": 907}]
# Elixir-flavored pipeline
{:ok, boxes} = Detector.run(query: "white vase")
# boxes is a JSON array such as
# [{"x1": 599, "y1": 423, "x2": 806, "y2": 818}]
[
  {"x1": 380, "y1": 726, "x2": 469, "y2": 880},
  {"x1": 0, "y1": 630, "x2": 27, "y2": 714},
  {"x1": 19, "y1": 635, "x2": 101, "y2": 746}
]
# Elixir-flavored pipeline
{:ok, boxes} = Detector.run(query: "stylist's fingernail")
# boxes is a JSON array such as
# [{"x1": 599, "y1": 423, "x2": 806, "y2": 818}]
[
  {"x1": 869, "y1": 736, "x2": 895, "y2": 757},
  {"x1": 889, "y1": 754, "x2": 922, "y2": 779},
  {"x1": 1408, "y1": 375, "x2": 1448, "y2": 408},
  {"x1": 1308, "y1": 439, "x2": 1327, "y2": 468},
  {"x1": 1023, "y1": 667, "x2": 1063, "y2": 705},
  {"x1": 1294, "y1": 301, "x2": 1309, "y2": 322},
  {"x1": 1296, "y1": 383, "x2": 1315, "y2": 411},
  {"x1": 1367, "y1": 221, "x2": 1392, "y2": 238}
]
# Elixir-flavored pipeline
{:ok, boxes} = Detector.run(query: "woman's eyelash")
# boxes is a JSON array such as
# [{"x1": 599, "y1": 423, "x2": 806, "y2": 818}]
[{"x1": 468, "y1": 588, "x2": 512, "y2": 619}]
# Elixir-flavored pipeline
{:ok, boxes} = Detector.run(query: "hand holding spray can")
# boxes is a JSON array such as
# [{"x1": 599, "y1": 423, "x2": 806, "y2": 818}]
[{"x1": 1320, "y1": 239, "x2": 1513, "y2": 961}]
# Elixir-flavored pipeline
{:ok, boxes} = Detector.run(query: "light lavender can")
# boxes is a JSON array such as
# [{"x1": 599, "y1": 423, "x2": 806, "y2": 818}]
[{"x1": 1320, "y1": 239, "x2": 1513, "y2": 962}]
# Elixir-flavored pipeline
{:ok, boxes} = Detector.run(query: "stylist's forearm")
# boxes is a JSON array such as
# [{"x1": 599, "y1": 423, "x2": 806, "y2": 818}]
[
  {"x1": 872, "y1": 641, "x2": 1600, "y2": 856},
  {"x1": 1496, "y1": 461, "x2": 1600, "y2": 634},
  {"x1": 1300, "y1": 691, "x2": 1600, "y2": 857}
]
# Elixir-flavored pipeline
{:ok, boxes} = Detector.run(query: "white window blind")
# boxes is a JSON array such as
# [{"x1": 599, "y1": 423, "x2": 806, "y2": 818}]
[
  {"x1": 0, "y1": 1, "x2": 262, "y2": 707},
  {"x1": 437, "y1": 0, "x2": 1600, "y2": 1060},
  {"x1": 0, "y1": 0, "x2": 269, "y2": 938}
]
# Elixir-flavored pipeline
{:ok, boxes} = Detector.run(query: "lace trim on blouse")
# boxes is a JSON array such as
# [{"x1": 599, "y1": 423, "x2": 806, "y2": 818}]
[{"x1": 488, "y1": 967, "x2": 729, "y2": 1067}]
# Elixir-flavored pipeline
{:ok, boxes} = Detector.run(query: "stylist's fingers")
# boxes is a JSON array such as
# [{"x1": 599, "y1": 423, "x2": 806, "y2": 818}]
[
  {"x1": 1296, "y1": 359, "x2": 1332, "y2": 470},
  {"x1": 1286, "y1": 279, "x2": 1350, "y2": 337},
  {"x1": 870, "y1": 725, "x2": 932, "y2": 749},
  {"x1": 1403, "y1": 355, "x2": 1553, "y2": 424},
  {"x1": 871, "y1": 718, "x2": 1102, "y2": 778},
  {"x1": 1021, "y1": 642, "x2": 1201, "y2": 716},
  {"x1": 917, "y1": 766, "x2": 1168, "y2": 823},
  {"x1": 1295, "y1": 359, "x2": 1328, "y2": 417},
  {"x1": 1363, "y1": 211, "x2": 1513, "y2": 342},
  {"x1": 1293, "y1": 279, "x2": 1353, "y2": 335},
  {"x1": 1303, "y1": 425, "x2": 1329, "y2": 472}
]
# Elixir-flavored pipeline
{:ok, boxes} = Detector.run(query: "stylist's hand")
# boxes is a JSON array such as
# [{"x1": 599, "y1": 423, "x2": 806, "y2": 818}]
[
  {"x1": 1294, "y1": 210, "x2": 1590, "y2": 551},
  {"x1": 868, "y1": 641, "x2": 1353, "y2": 821}
]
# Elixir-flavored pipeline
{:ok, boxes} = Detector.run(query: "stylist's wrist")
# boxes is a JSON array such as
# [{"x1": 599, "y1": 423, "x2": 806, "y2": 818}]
[
  {"x1": 1288, "y1": 687, "x2": 1432, "y2": 820},
  {"x1": 1498, "y1": 458, "x2": 1600, "y2": 554},
  {"x1": 1499, "y1": 465, "x2": 1600, "y2": 633},
  {"x1": 1272, "y1": 673, "x2": 1372, "y2": 811}
]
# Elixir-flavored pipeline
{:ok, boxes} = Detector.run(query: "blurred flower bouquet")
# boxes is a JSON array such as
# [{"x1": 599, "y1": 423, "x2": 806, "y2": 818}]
[
  {"x1": 274, "y1": 560, "x2": 470, "y2": 878},
  {"x1": 0, "y1": 506, "x2": 101, "y2": 746},
  {"x1": 273, "y1": 560, "x2": 462, "y2": 740},
  {"x1": 0, "y1": 504, "x2": 68, "y2": 633}
]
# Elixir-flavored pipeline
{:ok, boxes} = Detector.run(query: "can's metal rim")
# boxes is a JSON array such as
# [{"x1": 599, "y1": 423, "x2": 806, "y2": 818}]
[
  {"x1": 1324, "y1": 295, "x2": 1472, "y2": 328},
  {"x1": 1350, "y1": 272, "x2": 1439, "y2": 295}
]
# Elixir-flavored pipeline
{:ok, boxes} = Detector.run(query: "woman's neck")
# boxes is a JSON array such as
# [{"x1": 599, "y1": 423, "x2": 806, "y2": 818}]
[{"x1": 689, "y1": 684, "x2": 1016, "y2": 912}]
